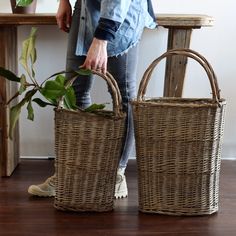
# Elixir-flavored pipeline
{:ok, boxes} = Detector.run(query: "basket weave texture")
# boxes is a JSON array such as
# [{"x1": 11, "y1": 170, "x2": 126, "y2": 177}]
[
  {"x1": 131, "y1": 49, "x2": 226, "y2": 215},
  {"x1": 54, "y1": 71, "x2": 126, "y2": 212}
]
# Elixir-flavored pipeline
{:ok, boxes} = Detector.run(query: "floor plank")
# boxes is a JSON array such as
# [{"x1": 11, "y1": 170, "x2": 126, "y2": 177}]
[{"x1": 0, "y1": 159, "x2": 236, "y2": 236}]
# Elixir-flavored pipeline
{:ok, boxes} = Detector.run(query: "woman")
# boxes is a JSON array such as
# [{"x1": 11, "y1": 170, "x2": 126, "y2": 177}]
[{"x1": 28, "y1": 0, "x2": 157, "y2": 198}]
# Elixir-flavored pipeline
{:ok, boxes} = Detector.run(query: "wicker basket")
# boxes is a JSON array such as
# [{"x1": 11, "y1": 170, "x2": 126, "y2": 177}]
[
  {"x1": 54, "y1": 71, "x2": 126, "y2": 212},
  {"x1": 131, "y1": 49, "x2": 226, "y2": 215}
]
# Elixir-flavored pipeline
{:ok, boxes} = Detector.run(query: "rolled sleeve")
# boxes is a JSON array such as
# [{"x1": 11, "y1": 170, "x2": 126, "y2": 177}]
[{"x1": 94, "y1": 18, "x2": 121, "y2": 41}]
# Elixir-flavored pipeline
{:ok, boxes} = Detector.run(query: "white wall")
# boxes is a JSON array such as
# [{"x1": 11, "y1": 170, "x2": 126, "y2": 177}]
[
  {"x1": 0, "y1": 0, "x2": 235, "y2": 158},
  {"x1": 157, "y1": 0, "x2": 236, "y2": 159}
]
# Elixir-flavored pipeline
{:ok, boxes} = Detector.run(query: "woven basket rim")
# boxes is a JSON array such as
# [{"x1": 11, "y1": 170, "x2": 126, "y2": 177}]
[
  {"x1": 54, "y1": 107, "x2": 126, "y2": 119},
  {"x1": 132, "y1": 97, "x2": 226, "y2": 102},
  {"x1": 131, "y1": 97, "x2": 226, "y2": 108}
]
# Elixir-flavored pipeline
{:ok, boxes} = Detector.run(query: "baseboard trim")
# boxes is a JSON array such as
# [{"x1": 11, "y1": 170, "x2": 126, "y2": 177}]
[
  {"x1": 20, "y1": 156, "x2": 236, "y2": 160},
  {"x1": 20, "y1": 156, "x2": 55, "y2": 160}
]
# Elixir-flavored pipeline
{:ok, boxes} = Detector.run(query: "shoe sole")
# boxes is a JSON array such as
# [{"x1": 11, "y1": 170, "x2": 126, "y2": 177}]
[
  {"x1": 114, "y1": 191, "x2": 128, "y2": 199},
  {"x1": 28, "y1": 186, "x2": 55, "y2": 197}
]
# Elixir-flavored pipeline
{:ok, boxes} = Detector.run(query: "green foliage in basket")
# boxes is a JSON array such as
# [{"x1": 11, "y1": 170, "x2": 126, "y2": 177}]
[
  {"x1": 84, "y1": 103, "x2": 106, "y2": 112},
  {"x1": 0, "y1": 27, "x2": 105, "y2": 139}
]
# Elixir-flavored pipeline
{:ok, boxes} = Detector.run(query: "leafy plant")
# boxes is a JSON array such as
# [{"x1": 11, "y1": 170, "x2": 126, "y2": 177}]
[
  {"x1": 16, "y1": 0, "x2": 34, "y2": 7},
  {"x1": 16, "y1": 0, "x2": 59, "y2": 7},
  {"x1": 0, "y1": 27, "x2": 105, "y2": 139}
]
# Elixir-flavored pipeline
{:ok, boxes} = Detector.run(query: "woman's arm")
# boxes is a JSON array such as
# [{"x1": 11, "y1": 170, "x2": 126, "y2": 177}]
[
  {"x1": 81, "y1": 18, "x2": 120, "y2": 73},
  {"x1": 56, "y1": 0, "x2": 72, "y2": 33},
  {"x1": 81, "y1": 0, "x2": 132, "y2": 73},
  {"x1": 81, "y1": 38, "x2": 108, "y2": 74}
]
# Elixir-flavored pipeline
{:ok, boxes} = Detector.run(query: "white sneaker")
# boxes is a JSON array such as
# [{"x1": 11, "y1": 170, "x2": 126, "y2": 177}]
[
  {"x1": 114, "y1": 168, "x2": 128, "y2": 199},
  {"x1": 28, "y1": 175, "x2": 56, "y2": 197}
]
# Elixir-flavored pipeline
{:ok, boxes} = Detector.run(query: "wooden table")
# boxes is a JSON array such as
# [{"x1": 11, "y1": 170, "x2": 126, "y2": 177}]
[{"x1": 0, "y1": 13, "x2": 213, "y2": 176}]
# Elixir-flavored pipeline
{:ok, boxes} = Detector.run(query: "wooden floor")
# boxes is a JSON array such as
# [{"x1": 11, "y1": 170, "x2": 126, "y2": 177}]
[{"x1": 0, "y1": 159, "x2": 236, "y2": 236}]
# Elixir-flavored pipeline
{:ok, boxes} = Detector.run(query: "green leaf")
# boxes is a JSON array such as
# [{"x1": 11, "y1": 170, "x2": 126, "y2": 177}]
[
  {"x1": 55, "y1": 74, "x2": 66, "y2": 86},
  {"x1": 9, "y1": 89, "x2": 36, "y2": 139},
  {"x1": 9, "y1": 102, "x2": 25, "y2": 139},
  {"x1": 28, "y1": 31, "x2": 37, "y2": 67},
  {"x1": 41, "y1": 70, "x2": 78, "y2": 86},
  {"x1": 19, "y1": 74, "x2": 27, "y2": 95},
  {"x1": 85, "y1": 103, "x2": 106, "y2": 112},
  {"x1": 27, "y1": 100, "x2": 34, "y2": 121},
  {"x1": 44, "y1": 70, "x2": 67, "y2": 80},
  {"x1": 30, "y1": 47, "x2": 37, "y2": 65},
  {"x1": 46, "y1": 98, "x2": 57, "y2": 106},
  {"x1": 31, "y1": 68, "x2": 35, "y2": 78},
  {"x1": 19, "y1": 27, "x2": 37, "y2": 73},
  {"x1": 40, "y1": 80, "x2": 67, "y2": 101},
  {"x1": 19, "y1": 38, "x2": 30, "y2": 71},
  {"x1": 16, "y1": 0, "x2": 34, "y2": 7},
  {"x1": 0, "y1": 67, "x2": 21, "y2": 82},
  {"x1": 63, "y1": 86, "x2": 77, "y2": 110},
  {"x1": 32, "y1": 98, "x2": 55, "y2": 107},
  {"x1": 9, "y1": 96, "x2": 30, "y2": 139},
  {"x1": 29, "y1": 27, "x2": 37, "y2": 37},
  {"x1": 76, "y1": 68, "x2": 92, "y2": 76}
]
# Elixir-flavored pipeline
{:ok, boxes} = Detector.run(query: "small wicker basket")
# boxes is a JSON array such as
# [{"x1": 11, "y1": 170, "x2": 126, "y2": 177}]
[
  {"x1": 131, "y1": 49, "x2": 226, "y2": 215},
  {"x1": 54, "y1": 71, "x2": 126, "y2": 212}
]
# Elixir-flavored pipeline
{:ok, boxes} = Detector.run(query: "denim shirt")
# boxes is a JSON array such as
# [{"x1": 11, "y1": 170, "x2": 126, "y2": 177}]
[{"x1": 76, "y1": 0, "x2": 157, "y2": 57}]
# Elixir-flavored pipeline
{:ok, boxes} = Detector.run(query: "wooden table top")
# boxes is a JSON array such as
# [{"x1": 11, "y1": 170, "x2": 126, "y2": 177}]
[{"x1": 0, "y1": 13, "x2": 214, "y2": 28}]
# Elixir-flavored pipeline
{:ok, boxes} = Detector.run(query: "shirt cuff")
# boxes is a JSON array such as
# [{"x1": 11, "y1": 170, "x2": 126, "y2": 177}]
[{"x1": 94, "y1": 18, "x2": 121, "y2": 41}]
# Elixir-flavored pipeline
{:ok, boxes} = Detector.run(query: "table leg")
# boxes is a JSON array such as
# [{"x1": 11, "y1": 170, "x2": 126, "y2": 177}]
[
  {"x1": 164, "y1": 28, "x2": 193, "y2": 97},
  {"x1": 0, "y1": 26, "x2": 20, "y2": 176}
]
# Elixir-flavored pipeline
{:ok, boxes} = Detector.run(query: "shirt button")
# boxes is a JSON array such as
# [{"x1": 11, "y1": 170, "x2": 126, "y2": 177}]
[{"x1": 81, "y1": 16, "x2": 85, "y2": 20}]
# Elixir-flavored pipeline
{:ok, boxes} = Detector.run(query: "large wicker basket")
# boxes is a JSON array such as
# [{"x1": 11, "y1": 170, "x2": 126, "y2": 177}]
[
  {"x1": 54, "y1": 71, "x2": 126, "y2": 212},
  {"x1": 131, "y1": 49, "x2": 226, "y2": 215}
]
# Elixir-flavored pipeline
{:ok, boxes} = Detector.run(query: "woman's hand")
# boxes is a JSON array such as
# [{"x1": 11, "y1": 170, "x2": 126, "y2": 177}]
[
  {"x1": 56, "y1": 0, "x2": 72, "y2": 33},
  {"x1": 81, "y1": 38, "x2": 108, "y2": 74}
]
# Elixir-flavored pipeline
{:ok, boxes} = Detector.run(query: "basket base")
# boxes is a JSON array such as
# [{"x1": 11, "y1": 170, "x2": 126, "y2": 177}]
[
  {"x1": 54, "y1": 201, "x2": 114, "y2": 212},
  {"x1": 138, "y1": 207, "x2": 218, "y2": 216}
]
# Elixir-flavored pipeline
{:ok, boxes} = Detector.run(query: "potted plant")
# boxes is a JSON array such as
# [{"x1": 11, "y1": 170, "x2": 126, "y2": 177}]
[
  {"x1": 11, "y1": 0, "x2": 37, "y2": 14},
  {"x1": 0, "y1": 27, "x2": 104, "y2": 138}
]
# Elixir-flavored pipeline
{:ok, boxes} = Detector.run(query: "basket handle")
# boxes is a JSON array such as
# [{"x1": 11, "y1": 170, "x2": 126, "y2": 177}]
[
  {"x1": 60, "y1": 70, "x2": 124, "y2": 118},
  {"x1": 137, "y1": 48, "x2": 221, "y2": 103},
  {"x1": 170, "y1": 48, "x2": 221, "y2": 99}
]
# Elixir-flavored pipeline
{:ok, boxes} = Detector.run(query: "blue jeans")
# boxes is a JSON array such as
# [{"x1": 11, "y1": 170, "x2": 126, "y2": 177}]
[{"x1": 66, "y1": 2, "x2": 139, "y2": 168}]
